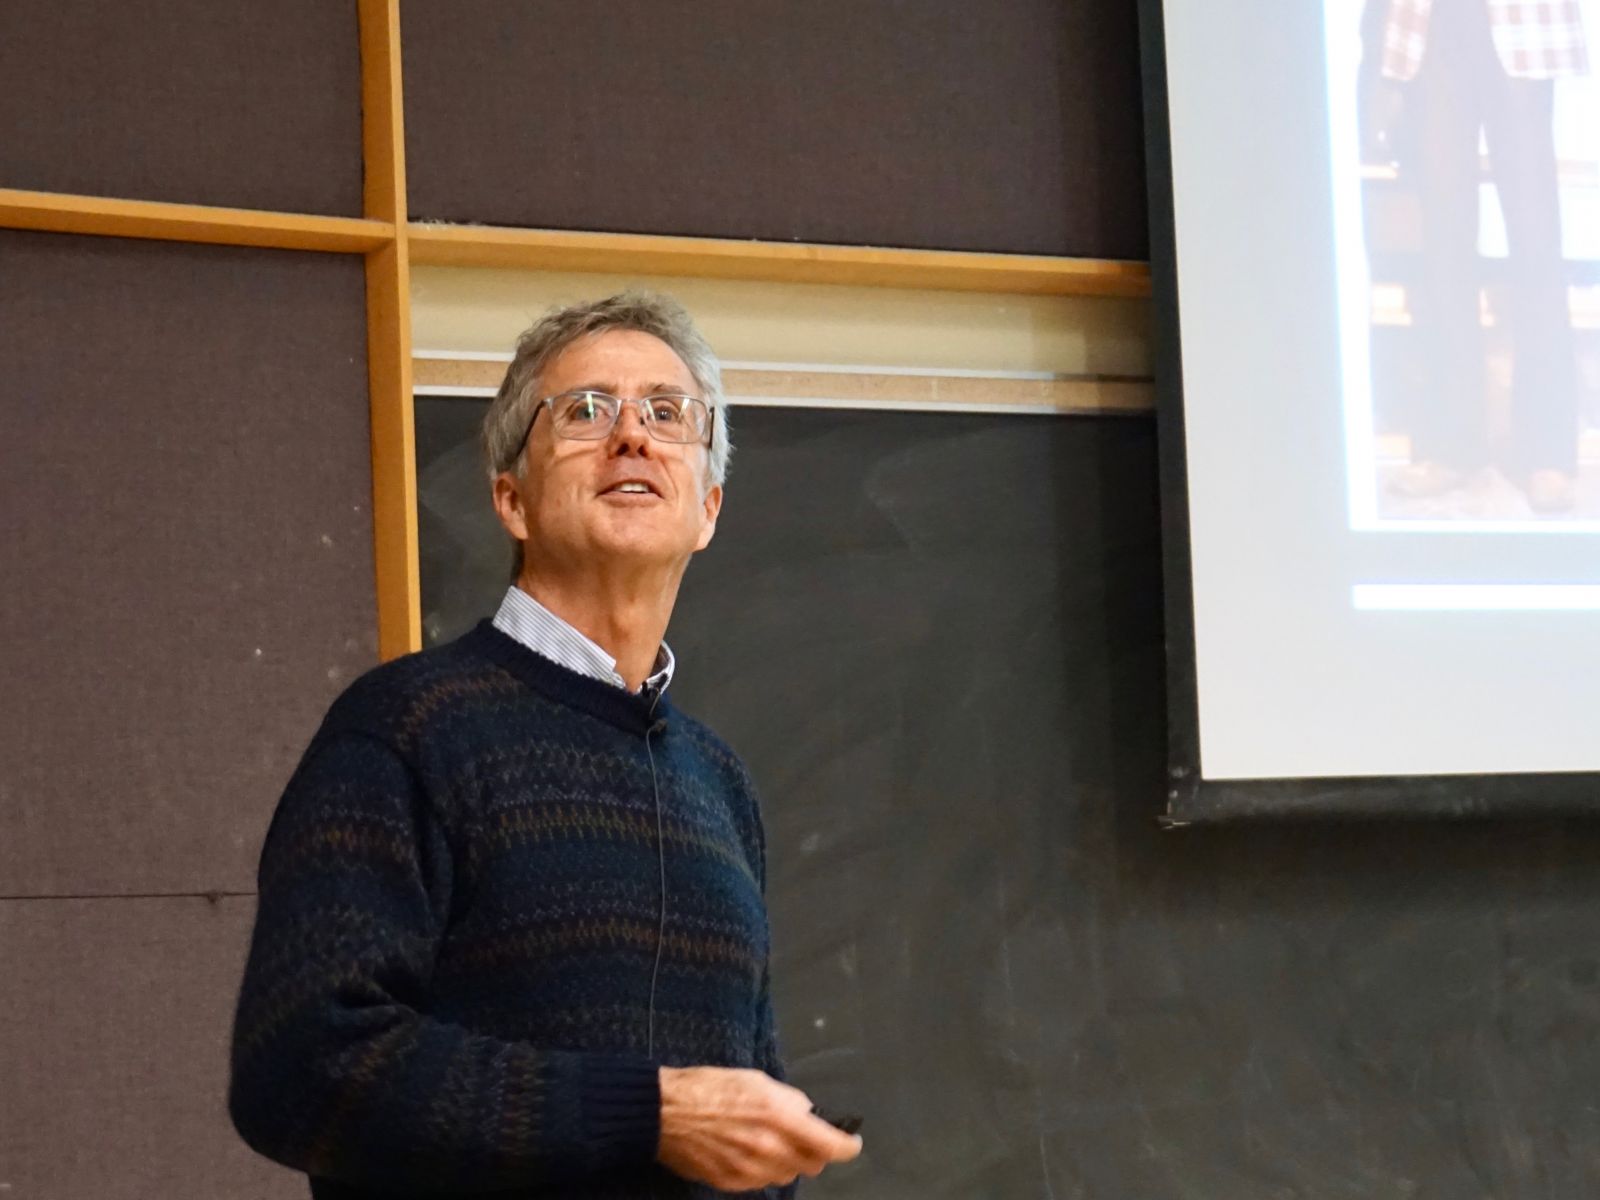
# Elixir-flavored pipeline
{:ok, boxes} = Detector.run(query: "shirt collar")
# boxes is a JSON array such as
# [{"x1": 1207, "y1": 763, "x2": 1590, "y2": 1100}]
[{"x1": 491, "y1": 585, "x2": 674, "y2": 696}]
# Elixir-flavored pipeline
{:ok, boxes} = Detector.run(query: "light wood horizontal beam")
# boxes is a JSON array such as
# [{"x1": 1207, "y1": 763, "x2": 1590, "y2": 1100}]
[
  {"x1": 0, "y1": 189, "x2": 393, "y2": 254},
  {"x1": 408, "y1": 222, "x2": 1150, "y2": 298},
  {"x1": 721, "y1": 367, "x2": 1152, "y2": 414},
  {"x1": 0, "y1": 189, "x2": 1151, "y2": 297},
  {"x1": 414, "y1": 355, "x2": 1154, "y2": 415}
]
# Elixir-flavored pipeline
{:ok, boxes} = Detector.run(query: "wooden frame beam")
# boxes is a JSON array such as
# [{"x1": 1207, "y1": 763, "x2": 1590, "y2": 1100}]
[
  {"x1": 0, "y1": 188, "x2": 391, "y2": 253},
  {"x1": 413, "y1": 353, "x2": 1155, "y2": 415},
  {"x1": 409, "y1": 222, "x2": 1151, "y2": 298},
  {"x1": 358, "y1": 0, "x2": 421, "y2": 660}
]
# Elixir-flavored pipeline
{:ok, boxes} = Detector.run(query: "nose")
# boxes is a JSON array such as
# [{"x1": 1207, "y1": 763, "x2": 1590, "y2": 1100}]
[{"x1": 607, "y1": 398, "x2": 653, "y2": 455}]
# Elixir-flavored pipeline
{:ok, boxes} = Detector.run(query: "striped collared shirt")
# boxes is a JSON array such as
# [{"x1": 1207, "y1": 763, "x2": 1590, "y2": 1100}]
[
  {"x1": 1382, "y1": 0, "x2": 1589, "y2": 80},
  {"x1": 491, "y1": 585, "x2": 674, "y2": 697}
]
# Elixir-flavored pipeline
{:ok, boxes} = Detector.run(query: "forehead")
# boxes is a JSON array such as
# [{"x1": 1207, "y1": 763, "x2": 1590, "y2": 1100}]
[{"x1": 541, "y1": 328, "x2": 697, "y2": 393}]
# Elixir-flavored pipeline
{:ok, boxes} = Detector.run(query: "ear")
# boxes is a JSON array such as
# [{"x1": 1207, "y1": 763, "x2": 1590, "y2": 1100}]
[
  {"x1": 491, "y1": 471, "x2": 531, "y2": 543},
  {"x1": 693, "y1": 482, "x2": 723, "y2": 552}
]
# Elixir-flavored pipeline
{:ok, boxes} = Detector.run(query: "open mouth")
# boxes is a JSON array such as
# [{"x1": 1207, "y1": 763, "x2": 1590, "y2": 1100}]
[{"x1": 601, "y1": 480, "x2": 661, "y2": 497}]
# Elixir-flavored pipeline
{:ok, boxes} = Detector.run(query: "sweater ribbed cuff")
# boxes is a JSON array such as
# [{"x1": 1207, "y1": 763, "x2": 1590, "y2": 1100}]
[{"x1": 578, "y1": 1055, "x2": 662, "y2": 1170}]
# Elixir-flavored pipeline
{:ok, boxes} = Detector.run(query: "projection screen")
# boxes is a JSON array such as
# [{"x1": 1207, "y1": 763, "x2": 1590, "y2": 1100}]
[{"x1": 1140, "y1": 0, "x2": 1600, "y2": 819}]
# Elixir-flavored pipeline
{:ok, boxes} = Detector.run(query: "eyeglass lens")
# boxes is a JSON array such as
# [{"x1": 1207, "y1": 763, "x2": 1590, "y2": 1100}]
[{"x1": 549, "y1": 391, "x2": 710, "y2": 443}]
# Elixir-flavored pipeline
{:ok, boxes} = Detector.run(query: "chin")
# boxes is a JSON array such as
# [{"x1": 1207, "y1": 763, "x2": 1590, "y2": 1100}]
[
  {"x1": 578, "y1": 504, "x2": 702, "y2": 564},
  {"x1": 588, "y1": 526, "x2": 684, "y2": 564}
]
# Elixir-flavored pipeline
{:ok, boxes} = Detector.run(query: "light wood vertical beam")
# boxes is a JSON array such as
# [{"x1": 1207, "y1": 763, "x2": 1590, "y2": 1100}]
[
  {"x1": 358, "y1": 0, "x2": 420, "y2": 659},
  {"x1": 359, "y1": 0, "x2": 407, "y2": 227},
  {"x1": 363, "y1": 243, "x2": 418, "y2": 660}
]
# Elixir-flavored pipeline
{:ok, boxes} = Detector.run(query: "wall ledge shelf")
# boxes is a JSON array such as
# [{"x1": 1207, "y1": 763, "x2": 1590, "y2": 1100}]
[
  {"x1": 408, "y1": 221, "x2": 1151, "y2": 298},
  {"x1": 0, "y1": 189, "x2": 393, "y2": 254}
]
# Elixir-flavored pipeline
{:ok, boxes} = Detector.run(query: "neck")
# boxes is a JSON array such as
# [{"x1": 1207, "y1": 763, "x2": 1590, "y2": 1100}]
[{"x1": 517, "y1": 563, "x2": 682, "y2": 692}]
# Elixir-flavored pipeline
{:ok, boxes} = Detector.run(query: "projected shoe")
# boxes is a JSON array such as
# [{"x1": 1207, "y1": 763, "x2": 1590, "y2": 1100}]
[
  {"x1": 1525, "y1": 469, "x2": 1576, "y2": 515},
  {"x1": 1388, "y1": 461, "x2": 1468, "y2": 498}
]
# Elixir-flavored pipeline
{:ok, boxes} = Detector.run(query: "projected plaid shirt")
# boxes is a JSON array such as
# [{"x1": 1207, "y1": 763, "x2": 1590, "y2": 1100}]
[{"x1": 1382, "y1": 0, "x2": 1589, "y2": 79}]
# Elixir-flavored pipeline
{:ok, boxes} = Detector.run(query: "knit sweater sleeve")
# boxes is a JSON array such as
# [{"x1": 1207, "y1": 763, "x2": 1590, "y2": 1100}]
[{"x1": 228, "y1": 729, "x2": 661, "y2": 1193}]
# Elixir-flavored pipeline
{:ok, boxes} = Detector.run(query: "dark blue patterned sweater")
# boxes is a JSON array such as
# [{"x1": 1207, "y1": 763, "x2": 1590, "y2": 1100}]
[{"x1": 228, "y1": 620, "x2": 785, "y2": 1199}]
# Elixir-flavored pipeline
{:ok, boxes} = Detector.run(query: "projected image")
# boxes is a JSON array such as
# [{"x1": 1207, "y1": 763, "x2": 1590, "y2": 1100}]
[{"x1": 1333, "y1": 0, "x2": 1600, "y2": 527}]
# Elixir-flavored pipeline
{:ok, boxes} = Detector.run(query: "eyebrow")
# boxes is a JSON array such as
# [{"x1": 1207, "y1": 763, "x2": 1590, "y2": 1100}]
[{"x1": 564, "y1": 381, "x2": 695, "y2": 395}]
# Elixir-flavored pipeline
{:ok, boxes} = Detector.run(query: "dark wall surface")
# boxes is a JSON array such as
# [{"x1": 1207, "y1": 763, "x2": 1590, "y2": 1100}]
[
  {"x1": 401, "y1": 0, "x2": 1148, "y2": 258},
  {"x1": 0, "y1": 231, "x2": 378, "y2": 898},
  {"x1": 0, "y1": 0, "x2": 362, "y2": 214},
  {"x1": 1, "y1": 231, "x2": 375, "y2": 1197},
  {"x1": 0, "y1": 896, "x2": 293, "y2": 1197},
  {"x1": 417, "y1": 399, "x2": 1600, "y2": 1198}
]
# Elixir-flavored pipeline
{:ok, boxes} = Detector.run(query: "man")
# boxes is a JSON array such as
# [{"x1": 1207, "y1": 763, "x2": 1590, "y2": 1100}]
[
  {"x1": 228, "y1": 292, "x2": 861, "y2": 1197},
  {"x1": 1373, "y1": 0, "x2": 1586, "y2": 512}
]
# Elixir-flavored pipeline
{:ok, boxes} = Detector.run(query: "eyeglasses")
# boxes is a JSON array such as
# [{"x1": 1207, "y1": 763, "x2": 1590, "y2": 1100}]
[{"x1": 522, "y1": 390, "x2": 715, "y2": 447}]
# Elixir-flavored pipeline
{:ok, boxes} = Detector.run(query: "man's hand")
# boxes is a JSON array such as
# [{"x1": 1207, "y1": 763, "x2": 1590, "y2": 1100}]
[{"x1": 657, "y1": 1066, "x2": 863, "y2": 1191}]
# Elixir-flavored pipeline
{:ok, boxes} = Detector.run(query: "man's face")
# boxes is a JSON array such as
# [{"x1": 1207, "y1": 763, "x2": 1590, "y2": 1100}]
[{"x1": 494, "y1": 329, "x2": 723, "y2": 578}]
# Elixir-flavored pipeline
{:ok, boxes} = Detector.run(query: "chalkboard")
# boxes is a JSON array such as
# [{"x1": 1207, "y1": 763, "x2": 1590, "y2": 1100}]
[{"x1": 416, "y1": 400, "x2": 1600, "y2": 1197}]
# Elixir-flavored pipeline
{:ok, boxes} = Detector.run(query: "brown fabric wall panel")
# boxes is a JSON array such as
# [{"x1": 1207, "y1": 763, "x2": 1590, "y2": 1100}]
[
  {"x1": 0, "y1": 231, "x2": 376, "y2": 896},
  {"x1": 402, "y1": 0, "x2": 1147, "y2": 259},
  {"x1": 0, "y1": 0, "x2": 361, "y2": 215},
  {"x1": 0, "y1": 896, "x2": 299, "y2": 1198}
]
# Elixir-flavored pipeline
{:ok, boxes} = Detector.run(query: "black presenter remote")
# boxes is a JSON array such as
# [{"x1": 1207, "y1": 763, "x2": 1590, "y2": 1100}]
[{"x1": 811, "y1": 1105, "x2": 864, "y2": 1135}]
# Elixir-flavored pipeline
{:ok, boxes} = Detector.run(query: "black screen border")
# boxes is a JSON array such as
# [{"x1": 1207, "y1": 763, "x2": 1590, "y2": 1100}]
[{"x1": 1135, "y1": 0, "x2": 1600, "y2": 824}]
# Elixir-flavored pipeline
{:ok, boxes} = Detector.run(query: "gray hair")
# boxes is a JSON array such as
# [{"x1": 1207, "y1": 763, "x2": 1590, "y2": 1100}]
[{"x1": 481, "y1": 289, "x2": 732, "y2": 487}]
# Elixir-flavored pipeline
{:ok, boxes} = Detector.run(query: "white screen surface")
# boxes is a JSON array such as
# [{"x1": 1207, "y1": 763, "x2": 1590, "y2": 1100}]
[{"x1": 1164, "y1": 0, "x2": 1600, "y2": 780}]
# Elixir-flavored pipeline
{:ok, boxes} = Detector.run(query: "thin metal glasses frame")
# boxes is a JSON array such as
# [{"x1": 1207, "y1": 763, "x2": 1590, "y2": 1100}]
[{"x1": 519, "y1": 390, "x2": 717, "y2": 449}]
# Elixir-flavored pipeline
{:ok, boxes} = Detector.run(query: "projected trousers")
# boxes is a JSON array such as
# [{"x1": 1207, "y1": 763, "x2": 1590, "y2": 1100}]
[{"x1": 1407, "y1": 0, "x2": 1578, "y2": 475}]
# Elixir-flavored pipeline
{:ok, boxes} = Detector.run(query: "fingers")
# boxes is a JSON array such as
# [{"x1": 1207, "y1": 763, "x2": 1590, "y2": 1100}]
[
  {"x1": 739, "y1": 1089, "x2": 863, "y2": 1183},
  {"x1": 657, "y1": 1066, "x2": 863, "y2": 1191},
  {"x1": 780, "y1": 1109, "x2": 863, "y2": 1169}
]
